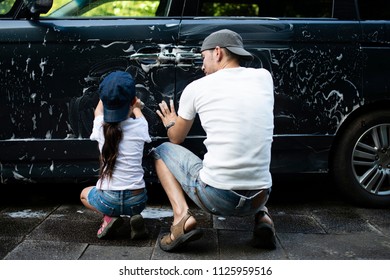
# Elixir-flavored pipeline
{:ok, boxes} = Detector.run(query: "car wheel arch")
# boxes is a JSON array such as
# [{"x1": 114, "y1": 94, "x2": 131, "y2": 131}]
[{"x1": 329, "y1": 98, "x2": 390, "y2": 207}]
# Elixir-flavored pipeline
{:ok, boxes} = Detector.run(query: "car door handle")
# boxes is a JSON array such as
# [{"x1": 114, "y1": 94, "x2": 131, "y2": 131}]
[
  {"x1": 175, "y1": 51, "x2": 202, "y2": 67},
  {"x1": 129, "y1": 47, "x2": 202, "y2": 66},
  {"x1": 130, "y1": 52, "x2": 161, "y2": 64},
  {"x1": 176, "y1": 52, "x2": 201, "y2": 60}
]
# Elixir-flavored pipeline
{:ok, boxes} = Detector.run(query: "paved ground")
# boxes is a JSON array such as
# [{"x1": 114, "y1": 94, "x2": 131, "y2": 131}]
[{"x1": 1, "y1": 174, "x2": 390, "y2": 261}]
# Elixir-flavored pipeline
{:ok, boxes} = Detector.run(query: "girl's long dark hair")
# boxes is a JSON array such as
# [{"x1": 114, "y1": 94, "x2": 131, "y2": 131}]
[{"x1": 99, "y1": 122, "x2": 123, "y2": 181}]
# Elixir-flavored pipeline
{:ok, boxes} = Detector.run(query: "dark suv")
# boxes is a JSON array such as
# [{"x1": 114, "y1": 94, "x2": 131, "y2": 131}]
[{"x1": 1, "y1": 0, "x2": 389, "y2": 207}]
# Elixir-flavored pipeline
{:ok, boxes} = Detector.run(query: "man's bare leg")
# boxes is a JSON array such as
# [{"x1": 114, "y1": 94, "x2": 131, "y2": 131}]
[{"x1": 155, "y1": 158, "x2": 197, "y2": 237}]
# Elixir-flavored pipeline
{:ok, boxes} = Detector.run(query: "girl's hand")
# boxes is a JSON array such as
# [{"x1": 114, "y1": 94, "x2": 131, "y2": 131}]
[
  {"x1": 131, "y1": 97, "x2": 145, "y2": 118},
  {"x1": 133, "y1": 97, "x2": 145, "y2": 109}
]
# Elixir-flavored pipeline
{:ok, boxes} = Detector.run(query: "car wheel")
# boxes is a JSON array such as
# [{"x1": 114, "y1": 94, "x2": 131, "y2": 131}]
[{"x1": 332, "y1": 110, "x2": 390, "y2": 208}]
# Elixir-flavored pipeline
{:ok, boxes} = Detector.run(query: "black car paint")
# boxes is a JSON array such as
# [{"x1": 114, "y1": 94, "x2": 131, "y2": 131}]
[{"x1": 0, "y1": 0, "x2": 389, "y2": 191}]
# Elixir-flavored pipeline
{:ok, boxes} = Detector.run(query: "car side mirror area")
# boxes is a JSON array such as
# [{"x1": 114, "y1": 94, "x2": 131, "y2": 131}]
[{"x1": 24, "y1": 0, "x2": 53, "y2": 19}]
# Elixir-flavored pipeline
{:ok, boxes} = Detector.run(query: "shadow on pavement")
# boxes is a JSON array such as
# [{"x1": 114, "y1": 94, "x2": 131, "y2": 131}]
[{"x1": 0, "y1": 173, "x2": 342, "y2": 208}]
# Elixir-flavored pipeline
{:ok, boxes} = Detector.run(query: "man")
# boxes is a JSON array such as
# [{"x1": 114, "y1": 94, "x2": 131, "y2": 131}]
[{"x1": 153, "y1": 29, "x2": 275, "y2": 252}]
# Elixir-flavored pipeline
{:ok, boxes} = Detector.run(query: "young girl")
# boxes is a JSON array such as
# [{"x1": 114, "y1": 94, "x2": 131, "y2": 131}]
[{"x1": 80, "y1": 71, "x2": 151, "y2": 239}]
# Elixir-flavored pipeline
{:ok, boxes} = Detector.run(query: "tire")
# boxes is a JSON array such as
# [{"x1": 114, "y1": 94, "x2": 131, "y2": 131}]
[{"x1": 331, "y1": 110, "x2": 390, "y2": 208}]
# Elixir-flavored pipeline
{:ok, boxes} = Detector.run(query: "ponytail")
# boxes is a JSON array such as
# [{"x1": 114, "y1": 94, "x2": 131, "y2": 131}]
[{"x1": 99, "y1": 122, "x2": 123, "y2": 181}]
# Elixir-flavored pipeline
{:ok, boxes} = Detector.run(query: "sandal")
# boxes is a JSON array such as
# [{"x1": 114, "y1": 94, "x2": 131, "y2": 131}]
[
  {"x1": 97, "y1": 215, "x2": 123, "y2": 239},
  {"x1": 252, "y1": 211, "x2": 276, "y2": 249},
  {"x1": 158, "y1": 209, "x2": 203, "y2": 252}
]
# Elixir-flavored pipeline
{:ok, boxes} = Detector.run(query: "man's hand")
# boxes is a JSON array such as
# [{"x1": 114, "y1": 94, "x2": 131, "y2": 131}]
[{"x1": 156, "y1": 99, "x2": 177, "y2": 129}]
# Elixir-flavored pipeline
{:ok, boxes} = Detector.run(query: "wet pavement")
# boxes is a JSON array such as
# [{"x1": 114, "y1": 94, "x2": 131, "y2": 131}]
[{"x1": 1, "y1": 174, "x2": 390, "y2": 261}]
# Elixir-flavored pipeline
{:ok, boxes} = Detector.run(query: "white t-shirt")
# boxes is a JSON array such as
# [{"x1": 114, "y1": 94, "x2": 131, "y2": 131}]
[
  {"x1": 90, "y1": 115, "x2": 151, "y2": 191},
  {"x1": 178, "y1": 67, "x2": 274, "y2": 190}
]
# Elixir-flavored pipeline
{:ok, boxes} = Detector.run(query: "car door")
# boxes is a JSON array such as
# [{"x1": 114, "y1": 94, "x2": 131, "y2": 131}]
[
  {"x1": 178, "y1": 0, "x2": 362, "y2": 173},
  {"x1": 0, "y1": 0, "x2": 181, "y2": 182},
  {"x1": 358, "y1": 0, "x2": 390, "y2": 101}
]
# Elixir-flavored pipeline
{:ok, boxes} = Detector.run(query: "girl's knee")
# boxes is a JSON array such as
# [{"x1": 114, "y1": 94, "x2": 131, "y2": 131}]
[{"x1": 80, "y1": 186, "x2": 93, "y2": 201}]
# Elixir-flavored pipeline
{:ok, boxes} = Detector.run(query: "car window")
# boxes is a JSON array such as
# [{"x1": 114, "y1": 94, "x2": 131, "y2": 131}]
[
  {"x1": 44, "y1": 0, "x2": 162, "y2": 17},
  {"x1": 0, "y1": 0, "x2": 17, "y2": 15},
  {"x1": 358, "y1": 0, "x2": 390, "y2": 20},
  {"x1": 43, "y1": 0, "x2": 73, "y2": 15},
  {"x1": 189, "y1": 0, "x2": 333, "y2": 18}
]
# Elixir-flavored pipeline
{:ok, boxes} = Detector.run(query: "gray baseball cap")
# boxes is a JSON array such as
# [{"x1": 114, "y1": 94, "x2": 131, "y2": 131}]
[{"x1": 200, "y1": 29, "x2": 253, "y2": 60}]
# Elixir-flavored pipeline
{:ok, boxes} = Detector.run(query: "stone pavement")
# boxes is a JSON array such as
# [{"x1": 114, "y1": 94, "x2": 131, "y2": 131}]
[{"x1": 1, "y1": 175, "x2": 390, "y2": 260}]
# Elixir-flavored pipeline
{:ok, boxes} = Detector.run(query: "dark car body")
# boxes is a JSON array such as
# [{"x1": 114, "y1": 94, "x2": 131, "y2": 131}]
[{"x1": 1, "y1": 0, "x2": 390, "y2": 207}]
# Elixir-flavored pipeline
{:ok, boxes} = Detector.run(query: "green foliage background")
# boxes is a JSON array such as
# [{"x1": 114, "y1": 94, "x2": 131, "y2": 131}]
[
  {"x1": 0, "y1": 0, "x2": 16, "y2": 14},
  {"x1": 46, "y1": 0, "x2": 159, "y2": 17},
  {"x1": 1, "y1": 0, "x2": 333, "y2": 18}
]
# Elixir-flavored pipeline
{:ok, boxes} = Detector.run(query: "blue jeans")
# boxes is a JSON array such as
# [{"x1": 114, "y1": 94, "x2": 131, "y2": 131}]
[
  {"x1": 87, "y1": 188, "x2": 147, "y2": 217},
  {"x1": 152, "y1": 142, "x2": 269, "y2": 216}
]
